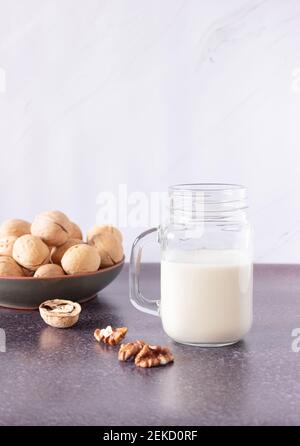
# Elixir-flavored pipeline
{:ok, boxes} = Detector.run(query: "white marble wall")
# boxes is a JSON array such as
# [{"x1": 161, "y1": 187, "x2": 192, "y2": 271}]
[{"x1": 0, "y1": 0, "x2": 300, "y2": 263}]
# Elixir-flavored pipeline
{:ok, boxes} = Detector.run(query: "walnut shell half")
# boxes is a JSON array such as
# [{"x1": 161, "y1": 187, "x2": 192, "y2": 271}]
[{"x1": 39, "y1": 299, "x2": 81, "y2": 328}]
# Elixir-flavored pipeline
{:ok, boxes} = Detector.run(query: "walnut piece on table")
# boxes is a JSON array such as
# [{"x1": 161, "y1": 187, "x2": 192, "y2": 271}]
[
  {"x1": 134, "y1": 344, "x2": 174, "y2": 368},
  {"x1": 94, "y1": 325, "x2": 128, "y2": 346},
  {"x1": 118, "y1": 340, "x2": 145, "y2": 361}
]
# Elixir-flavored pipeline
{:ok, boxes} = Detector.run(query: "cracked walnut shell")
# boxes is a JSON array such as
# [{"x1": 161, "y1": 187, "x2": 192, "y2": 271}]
[
  {"x1": 39, "y1": 299, "x2": 81, "y2": 328},
  {"x1": 134, "y1": 344, "x2": 174, "y2": 368},
  {"x1": 12, "y1": 235, "x2": 50, "y2": 271},
  {"x1": 61, "y1": 244, "x2": 100, "y2": 275},
  {"x1": 0, "y1": 219, "x2": 31, "y2": 238},
  {"x1": 31, "y1": 211, "x2": 72, "y2": 247},
  {"x1": 94, "y1": 326, "x2": 128, "y2": 345},
  {"x1": 0, "y1": 256, "x2": 25, "y2": 277},
  {"x1": 118, "y1": 340, "x2": 145, "y2": 361}
]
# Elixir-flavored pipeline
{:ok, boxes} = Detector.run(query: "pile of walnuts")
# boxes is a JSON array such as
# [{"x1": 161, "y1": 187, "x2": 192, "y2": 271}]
[{"x1": 0, "y1": 211, "x2": 123, "y2": 278}]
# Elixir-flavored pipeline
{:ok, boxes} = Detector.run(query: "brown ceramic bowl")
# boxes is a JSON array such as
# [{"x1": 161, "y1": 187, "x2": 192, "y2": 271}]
[{"x1": 0, "y1": 258, "x2": 124, "y2": 310}]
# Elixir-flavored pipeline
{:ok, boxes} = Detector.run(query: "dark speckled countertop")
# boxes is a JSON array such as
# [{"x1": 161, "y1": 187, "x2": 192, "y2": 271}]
[{"x1": 0, "y1": 264, "x2": 300, "y2": 426}]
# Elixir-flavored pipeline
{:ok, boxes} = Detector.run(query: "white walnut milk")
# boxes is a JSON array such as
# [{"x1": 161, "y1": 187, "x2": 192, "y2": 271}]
[{"x1": 160, "y1": 249, "x2": 253, "y2": 345}]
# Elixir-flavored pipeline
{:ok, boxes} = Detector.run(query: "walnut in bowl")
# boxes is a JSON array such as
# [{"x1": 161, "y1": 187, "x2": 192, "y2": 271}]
[
  {"x1": 0, "y1": 236, "x2": 18, "y2": 257},
  {"x1": 34, "y1": 264, "x2": 65, "y2": 278},
  {"x1": 87, "y1": 225, "x2": 123, "y2": 243},
  {"x1": 31, "y1": 211, "x2": 72, "y2": 247},
  {"x1": 0, "y1": 256, "x2": 25, "y2": 277},
  {"x1": 61, "y1": 244, "x2": 101, "y2": 275},
  {"x1": 12, "y1": 235, "x2": 50, "y2": 272},
  {"x1": 51, "y1": 238, "x2": 84, "y2": 265},
  {"x1": 89, "y1": 233, "x2": 123, "y2": 268},
  {"x1": 0, "y1": 219, "x2": 31, "y2": 238}
]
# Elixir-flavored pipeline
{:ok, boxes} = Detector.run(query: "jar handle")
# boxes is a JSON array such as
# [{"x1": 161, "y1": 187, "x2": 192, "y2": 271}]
[{"x1": 129, "y1": 227, "x2": 160, "y2": 316}]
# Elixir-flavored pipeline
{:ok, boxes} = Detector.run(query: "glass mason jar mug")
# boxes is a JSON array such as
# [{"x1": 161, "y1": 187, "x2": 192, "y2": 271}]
[{"x1": 130, "y1": 184, "x2": 253, "y2": 347}]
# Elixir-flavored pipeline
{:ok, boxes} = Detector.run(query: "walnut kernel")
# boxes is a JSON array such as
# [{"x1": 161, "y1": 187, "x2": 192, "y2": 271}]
[
  {"x1": 94, "y1": 325, "x2": 128, "y2": 345},
  {"x1": 118, "y1": 340, "x2": 145, "y2": 361},
  {"x1": 135, "y1": 344, "x2": 174, "y2": 368}
]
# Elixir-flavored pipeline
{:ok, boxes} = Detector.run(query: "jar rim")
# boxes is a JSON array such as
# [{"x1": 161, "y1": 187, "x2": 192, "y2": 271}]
[{"x1": 169, "y1": 183, "x2": 246, "y2": 193}]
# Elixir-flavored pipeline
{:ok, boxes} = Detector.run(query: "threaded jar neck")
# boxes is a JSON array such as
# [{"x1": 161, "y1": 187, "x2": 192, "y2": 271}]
[{"x1": 169, "y1": 183, "x2": 248, "y2": 224}]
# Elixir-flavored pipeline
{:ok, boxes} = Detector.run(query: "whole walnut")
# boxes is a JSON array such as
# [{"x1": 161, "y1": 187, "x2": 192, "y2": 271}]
[
  {"x1": 89, "y1": 233, "x2": 123, "y2": 267},
  {"x1": 87, "y1": 225, "x2": 122, "y2": 243},
  {"x1": 0, "y1": 219, "x2": 31, "y2": 238},
  {"x1": 51, "y1": 239, "x2": 84, "y2": 265},
  {"x1": 13, "y1": 235, "x2": 50, "y2": 271},
  {"x1": 31, "y1": 211, "x2": 72, "y2": 247},
  {"x1": 34, "y1": 264, "x2": 65, "y2": 278},
  {"x1": 0, "y1": 236, "x2": 18, "y2": 257},
  {"x1": 61, "y1": 244, "x2": 101, "y2": 275},
  {"x1": 0, "y1": 256, "x2": 25, "y2": 277},
  {"x1": 68, "y1": 222, "x2": 83, "y2": 240}
]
